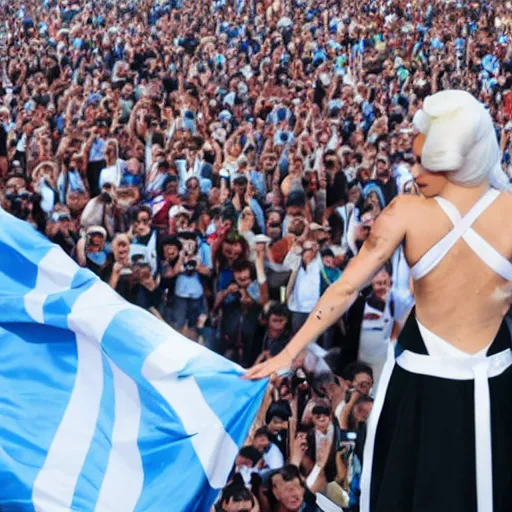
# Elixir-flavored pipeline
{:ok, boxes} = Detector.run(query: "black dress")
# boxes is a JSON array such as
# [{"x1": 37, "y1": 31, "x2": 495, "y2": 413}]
[{"x1": 361, "y1": 311, "x2": 512, "y2": 512}]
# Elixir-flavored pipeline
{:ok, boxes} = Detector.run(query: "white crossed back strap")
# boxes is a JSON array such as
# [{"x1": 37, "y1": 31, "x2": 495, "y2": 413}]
[{"x1": 411, "y1": 189, "x2": 512, "y2": 281}]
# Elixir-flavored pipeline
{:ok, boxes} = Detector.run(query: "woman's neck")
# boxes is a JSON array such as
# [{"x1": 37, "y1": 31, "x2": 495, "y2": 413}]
[{"x1": 439, "y1": 180, "x2": 491, "y2": 211}]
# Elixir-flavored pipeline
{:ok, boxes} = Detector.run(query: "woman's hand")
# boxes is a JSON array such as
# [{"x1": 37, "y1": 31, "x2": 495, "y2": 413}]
[{"x1": 243, "y1": 348, "x2": 294, "y2": 380}]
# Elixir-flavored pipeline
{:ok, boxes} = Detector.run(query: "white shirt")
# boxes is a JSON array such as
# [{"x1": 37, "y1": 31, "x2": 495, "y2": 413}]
[
  {"x1": 334, "y1": 400, "x2": 347, "y2": 425},
  {"x1": 315, "y1": 424, "x2": 334, "y2": 459},
  {"x1": 288, "y1": 256, "x2": 321, "y2": 313},
  {"x1": 358, "y1": 298, "x2": 393, "y2": 365},
  {"x1": 99, "y1": 160, "x2": 125, "y2": 188},
  {"x1": 262, "y1": 442, "x2": 284, "y2": 470}
]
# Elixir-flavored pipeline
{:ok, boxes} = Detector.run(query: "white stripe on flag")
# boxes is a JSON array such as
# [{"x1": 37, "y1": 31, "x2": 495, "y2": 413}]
[
  {"x1": 95, "y1": 357, "x2": 143, "y2": 512},
  {"x1": 24, "y1": 247, "x2": 79, "y2": 323},
  {"x1": 68, "y1": 281, "x2": 133, "y2": 342},
  {"x1": 142, "y1": 343, "x2": 239, "y2": 489},
  {"x1": 32, "y1": 334, "x2": 104, "y2": 510},
  {"x1": 67, "y1": 281, "x2": 144, "y2": 511}
]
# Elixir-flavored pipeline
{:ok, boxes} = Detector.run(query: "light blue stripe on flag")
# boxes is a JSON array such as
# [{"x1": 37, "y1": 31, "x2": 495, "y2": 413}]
[
  {"x1": 0, "y1": 322, "x2": 78, "y2": 510},
  {"x1": 0, "y1": 208, "x2": 267, "y2": 511}
]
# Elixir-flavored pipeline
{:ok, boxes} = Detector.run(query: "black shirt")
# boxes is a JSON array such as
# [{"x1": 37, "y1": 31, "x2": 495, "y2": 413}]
[
  {"x1": 371, "y1": 178, "x2": 397, "y2": 206},
  {"x1": 50, "y1": 231, "x2": 77, "y2": 256},
  {"x1": 326, "y1": 170, "x2": 348, "y2": 207},
  {"x1": 0, "y1": 125, "x2": 7, "y2": 157}
]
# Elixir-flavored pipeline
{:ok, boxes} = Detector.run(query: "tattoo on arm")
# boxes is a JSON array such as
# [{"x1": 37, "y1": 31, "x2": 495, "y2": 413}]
[
  {"x1": 315, "y1": 310, "x2": 323, "y2": 320},
  {"x1": 366, "y1": 231, "x2": 383, "y2": 250}
]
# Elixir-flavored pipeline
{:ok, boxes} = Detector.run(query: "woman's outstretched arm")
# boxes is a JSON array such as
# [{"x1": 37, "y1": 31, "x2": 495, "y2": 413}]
[{"x1": 244, "y1": 196, "x2": 411, "y2": 379}]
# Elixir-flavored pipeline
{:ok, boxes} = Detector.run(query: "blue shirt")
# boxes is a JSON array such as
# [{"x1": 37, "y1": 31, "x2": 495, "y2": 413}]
[
  {"x1": 250, "y1": 170, "x2": 266, "y2": 198},
  {"x1": 89, "y1": 138, "x2": 106, "y2": 162},
  {"x1": 175, "y1": 241, "x2": 212, "y2": 299}
]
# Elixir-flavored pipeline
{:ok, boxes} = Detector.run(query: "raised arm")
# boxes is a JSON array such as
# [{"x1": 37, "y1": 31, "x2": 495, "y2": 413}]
[{"x1": 244, "y1": 196, "x2": 409, "y2": 379}]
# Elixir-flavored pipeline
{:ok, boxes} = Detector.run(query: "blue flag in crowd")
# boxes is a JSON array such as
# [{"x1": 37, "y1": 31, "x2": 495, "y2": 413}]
[{"x1": 0, "y1": 209, "x2": 267, "y2": 511}]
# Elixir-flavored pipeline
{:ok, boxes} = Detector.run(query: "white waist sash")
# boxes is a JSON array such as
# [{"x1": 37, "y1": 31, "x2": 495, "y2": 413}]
[{"x1": 360, "y1": 342, "x2": 512, "y2": 512}]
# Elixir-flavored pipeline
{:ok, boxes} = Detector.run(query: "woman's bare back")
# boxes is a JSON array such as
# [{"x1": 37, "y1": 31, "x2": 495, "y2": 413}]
[{"x1": 402, "y1": 190, "x2": 512, "y2": 354}]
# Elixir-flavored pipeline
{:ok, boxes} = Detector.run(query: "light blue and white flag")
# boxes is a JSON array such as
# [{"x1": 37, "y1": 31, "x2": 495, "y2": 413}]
[{"x1": 0, "y1": 209, "x2": 267, "y2": 512}]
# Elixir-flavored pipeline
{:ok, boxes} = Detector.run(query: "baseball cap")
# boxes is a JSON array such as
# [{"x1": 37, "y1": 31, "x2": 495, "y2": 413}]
[
  {"x1": 254, "y1": 234, "x2": 271, "y2": 244},
  {"x1": 309, "y1": 222, "x2": 331, "y2": 232},
  {"x1": 169, "y1": 205, "x2": 192, "y2": 218},
  {"x1": 51, "y1": 211, "x2": 71, "y2": 222},
  {"x1": 86, "y1": 225, "x2": 107, "y2": 238},
  {"x1": 320, "y1": 248, "x2": 335, "y2": 258}
]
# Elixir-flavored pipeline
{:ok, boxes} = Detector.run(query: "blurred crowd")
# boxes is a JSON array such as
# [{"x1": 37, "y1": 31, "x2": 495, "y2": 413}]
[{"x1": 1, "y1": 0, "x2": 511, "y2": 510}]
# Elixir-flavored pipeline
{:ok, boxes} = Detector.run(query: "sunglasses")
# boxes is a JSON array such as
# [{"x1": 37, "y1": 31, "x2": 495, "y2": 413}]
[{"x1": 137, "y1": 217, "x2": 151, "y2": 224}]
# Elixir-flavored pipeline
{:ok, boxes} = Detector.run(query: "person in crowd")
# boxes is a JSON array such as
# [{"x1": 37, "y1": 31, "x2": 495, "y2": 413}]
[
  {"x1": 75, "y1": 225, "x2": 111, "y2": 277},
  {"x1": 47, "y1": 209, "x2": 77, "y2": 256},
  {"x1": 251, "y1": 426, "x2": 285, "y2": 474}
]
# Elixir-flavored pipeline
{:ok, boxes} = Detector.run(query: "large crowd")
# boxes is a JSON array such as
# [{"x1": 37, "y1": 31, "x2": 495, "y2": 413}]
[{"x1": 1, "y1": 0, "x2": 511, "y2": 510}]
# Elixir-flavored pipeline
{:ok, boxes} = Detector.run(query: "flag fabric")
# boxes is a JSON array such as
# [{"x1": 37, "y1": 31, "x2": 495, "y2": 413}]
[{"x1": 0, "y1": 209, "x2": 268, "y2": 512}]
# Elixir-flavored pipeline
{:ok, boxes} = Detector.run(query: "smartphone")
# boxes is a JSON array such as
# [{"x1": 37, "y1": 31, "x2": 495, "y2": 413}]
[{"x1": 337, "y1": 430, "x2": 357, "y2": 453}]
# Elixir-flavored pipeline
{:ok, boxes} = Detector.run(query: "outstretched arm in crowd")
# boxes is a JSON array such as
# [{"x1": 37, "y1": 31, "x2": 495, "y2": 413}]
[{"x1": 245, "y1": 197, "x2": 410, "y2": 379}]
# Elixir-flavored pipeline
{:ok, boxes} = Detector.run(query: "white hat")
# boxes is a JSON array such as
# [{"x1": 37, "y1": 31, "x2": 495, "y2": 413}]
[
  {"x1": 86, "y1": 225, "x2": 107, "y2": 238},
  {"x1": 168, "y1": 205, "x2": 192, "y2": 219},
  {"x1": 310, "y1": 223, "x2": 331, "y2": 232},
  {"x1": 254, "y1": 234, "x2": 271, "y2": 244},
  {"x1": 413, "y1": 90, "x2": 510, "y2": 190}
]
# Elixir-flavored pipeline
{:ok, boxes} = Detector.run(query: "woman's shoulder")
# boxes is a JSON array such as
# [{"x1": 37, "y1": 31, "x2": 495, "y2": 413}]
[
  {"x1": 375, "y1": 194, "x2": 425, "y2": 228},
  {"x1": 497, "y1": 189, "x2": 512, "y2": 205}
]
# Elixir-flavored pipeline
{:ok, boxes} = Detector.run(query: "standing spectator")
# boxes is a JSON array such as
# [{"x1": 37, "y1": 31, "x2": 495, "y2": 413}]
[
  {"x1": 159, "y1": 235, "x2": 183, "y2": 326},
  {"x1": 174, "y1": 231, "x2": 212, "y2": 340},
  {"x1": 285, "y1": 239, "x2": 322, "y2": 338},
  {"x1": 47, "y1": 209, "x2": 77, "y2": 256},
  {"x1": 216, "y1": 260, "x2": 264, "y2": 366},
  {"x1": 75, "y1": 225, "x2": 111, "y2": 277},
  {"x1": 84, "y1": 120, "x2": 108, "y2": 197}
]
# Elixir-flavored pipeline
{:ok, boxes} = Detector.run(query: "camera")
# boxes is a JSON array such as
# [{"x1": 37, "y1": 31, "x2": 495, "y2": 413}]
[
  {"x1": 99, "y1": 191, "x2": 113, "y2": 204},
  {"x1": 6, "y1": 192, "x2": 38, "y2": 220},
  {"x1": 184, "y1": 259, "x2": 197, "y2": 274},
  {"x1": 337, "y1": 430, "x2": 357, "y2": 457}
]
